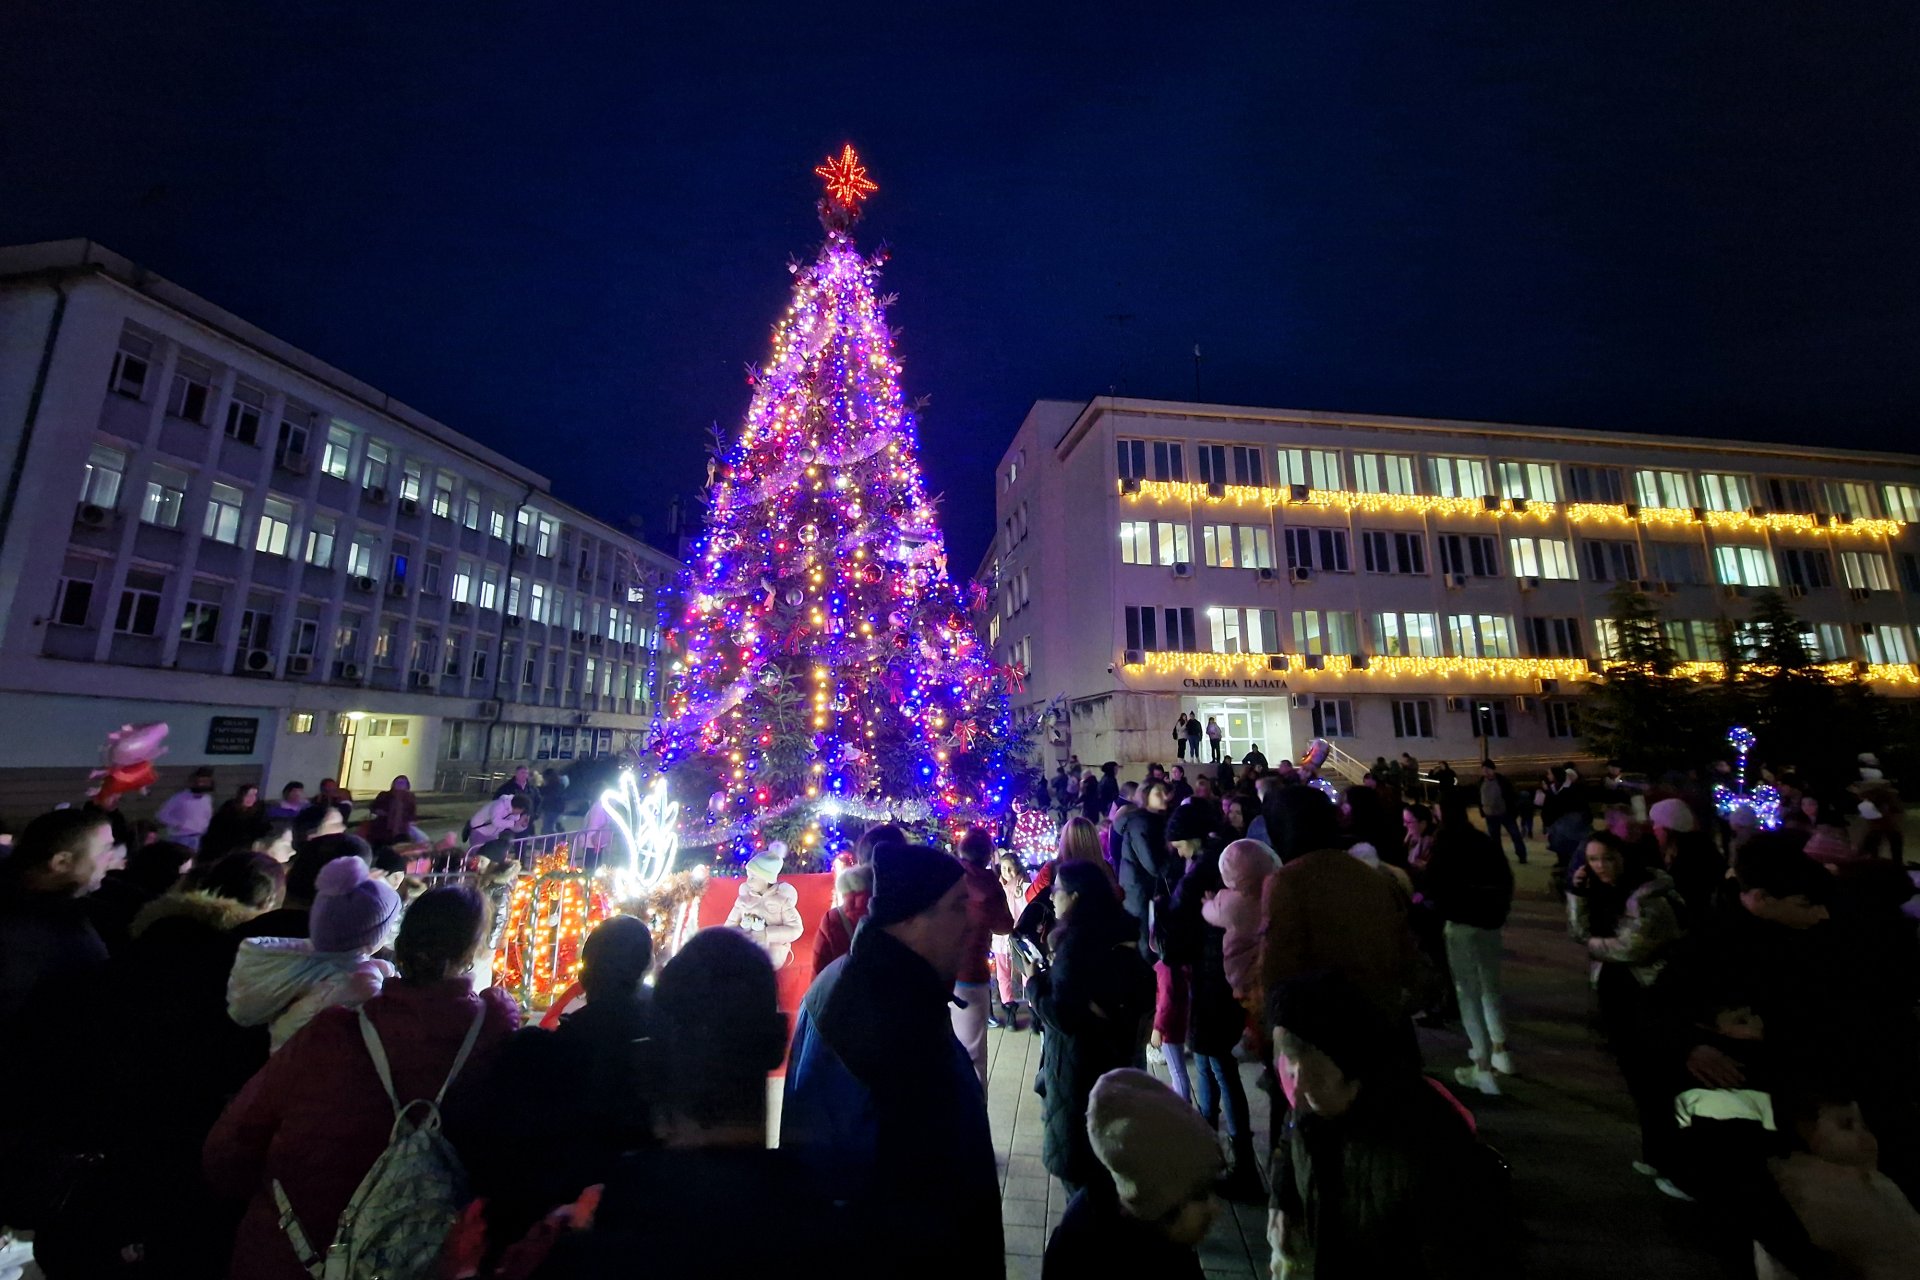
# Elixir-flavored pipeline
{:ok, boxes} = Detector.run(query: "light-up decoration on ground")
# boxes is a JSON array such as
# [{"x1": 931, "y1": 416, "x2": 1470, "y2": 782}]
[
  {"x1": 603, "y1": 771, "x2": 680, "y2": 901},
  {"x1": 494, "y1": 849, "x2": 615, "y2": 1009},
  {"x1": 1712, "y1": 725, "x2": 1783, "y2": 829}
]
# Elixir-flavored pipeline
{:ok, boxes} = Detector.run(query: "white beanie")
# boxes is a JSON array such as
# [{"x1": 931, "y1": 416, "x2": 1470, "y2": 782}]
[
  {"x1": 1086, "y1": 1069, "x2": 1223, "y2": 1220},
  {"x1": 1649, "y1": 797, "x2": 1696, "y2": 834}
]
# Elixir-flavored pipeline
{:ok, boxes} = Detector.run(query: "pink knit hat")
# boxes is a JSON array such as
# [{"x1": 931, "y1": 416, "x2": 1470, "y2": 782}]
[{"x1": 310, "y1": 856, "x2": 401, "y2": 954}]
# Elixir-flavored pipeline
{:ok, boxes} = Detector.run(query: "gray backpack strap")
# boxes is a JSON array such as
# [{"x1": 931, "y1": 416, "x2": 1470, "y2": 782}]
[
  {"x1": 357, "y1": 1007, "x2": 403, "y2": 1116},
  {"x1": 271, "y1": 1177, "x2": 326, "y2": 1278},
  {"x1": 435, "y1": 1002, "x2": 489, "y2": 1107}
]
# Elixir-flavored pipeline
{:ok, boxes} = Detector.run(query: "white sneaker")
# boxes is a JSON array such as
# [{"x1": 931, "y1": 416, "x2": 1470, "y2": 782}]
[
  {"x1": 1653, "y1": 1177, "x2": 1695, "y2": 1202},
  {"x1": 1630, "y1": 1161, "x2": 1658, "y2": 1177},
  {"x1": 1490, "y1": 1049, "x2": 1515, "y2": 1076},
  {"x1": 1453, "y1": 1065, "x2": 1501, "y2": 1096}
]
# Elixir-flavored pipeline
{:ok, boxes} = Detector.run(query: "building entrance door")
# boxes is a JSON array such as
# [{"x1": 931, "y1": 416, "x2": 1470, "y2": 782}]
[{"x1": 1187, "y1": 697, "x2": 1292, "y2": 767}]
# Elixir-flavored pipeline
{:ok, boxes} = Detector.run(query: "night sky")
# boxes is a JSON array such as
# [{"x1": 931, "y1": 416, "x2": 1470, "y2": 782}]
[{"x1": 5, "y1": 3, "x2": 1917, "y2": 570}]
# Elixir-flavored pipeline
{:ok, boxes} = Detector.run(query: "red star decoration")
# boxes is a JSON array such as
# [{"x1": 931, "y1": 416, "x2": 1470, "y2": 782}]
[{"x1": 814, "y1": 144, "x2": 878, "y2": 208}]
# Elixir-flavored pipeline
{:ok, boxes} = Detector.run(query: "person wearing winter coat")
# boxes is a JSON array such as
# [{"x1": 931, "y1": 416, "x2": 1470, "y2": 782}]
[
  {"x1": 1422, "y1": 797, "x2": 1516, "y2": 1096},
  {"x1": 201, "y1": 783, "x2": 269, "y2": 860},
  {"x1": 1268, "y1": 971, "x2": 1501, "y2": 1279},
  {"x1": 467, "y1": 792, "x2": 532, "y2": 846},
  {"x1": 204, "y1": 885, "x2": 520, "y2": 1280},
  {"x1": 811, "y1": 861, "x2": 873, "y2": 979},
  {"x1": 1202, "y1": 838, "x2": 1280, "y2": 1003},
  {"x1": 156, "y1": 767, "x2": 218, "y2": 850},
  {"x1": 232, "y1": 832, "x2": 374, "y2": 941},
  {"x1": 782, "y1": 844, "x2": 1003, "y2": 1276},
  {"x1": 1096, "y1": 761, "x2": 1120, "y2": 815},
  {"x1": 726, "y1": 849, "x2": 806, "y2": 970},
  {"x1": 87, "y1": 838, "x2": 193, "y2": 957},
  {"x1": 365, "y1": 774, "x2": 420, "y2": 847},
  {"x1": 227, "y1": 856, "x2": 401, "y2": 1049},
  {"x1": 1568, "y1": 831, "x2": 1686, "y2": 1178},
  {"x1": 1077, "y1": 770, "x2": 1102, "y2": 823},
  {"x1": 953, "y1": 828, "x2": 1016, "y2": 1089},
  {"x1": 1042, "y1": 1069, "x2": 1223, "y2": 1280},
  {"x1": 1031, "y1": 859, "x2": 1155, "y2": 1198},
  {"x1": 994, "y1": 853, "x2": 1031, "y2": 1026},
  {"x1": 1112, "y1": 781, "x2": 1172, "y2": 954}
]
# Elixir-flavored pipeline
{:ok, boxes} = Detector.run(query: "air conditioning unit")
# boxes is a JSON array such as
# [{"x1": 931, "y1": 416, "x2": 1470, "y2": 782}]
[
  {"x1": 478, "y1": 699, "x2": 502, "y2": 718},
  {"x1": 1348, "y1": 653, "x2": 1369, "y2": 670},
  {"x1": 287, "y1": 655, "x2": 314, "y2": 675},
  {"x1": 1623, "y1": 502, "x2": 1640, "y2": 518},
  {"x1": 386, "y1": 580, "x2": 409, "y2": 598},
  {"x1": 1537, "y1": 678, "x2": 1559, "y2": 694},
  {"x1": 278, "y1": 451, "x2": 311, "y2": 475},
  {"x1": 1510, "y1": 498, "x2": 1529, "y2": 513},
  {"x1": 1205, "y1": 481, "x2": 1226, "y2": 499},
  {"x1": 398, "y1": 497, "x2": 420, "y2": 517},
  {"x1": 339, "y1": 662, "x2": 363, "y2": 681},
  {"x1": 1815, "y1": 512, "x2": 1833, "y2": 528},
  {"x1": 1256, "y1": 567, "x2": 1277, "y2": 582},
  {"x1": 1586, "y1": 658, "x2": 1606, "y2": 674},
  {"x1": 573, "y1": 713, "x2": 592, "y2": 726},
  {"x1": 1834, "y1": 512, "x2": 1854, "y2": 526},
  {"x1": 1121, "y1": 648, "x2": 1146, "y2": 666},
  {"x1": 242, "y1": 648, "x2": 273, "y2": 673},
  {"x1": 1787, "y1": 583, "x2": 1807, "y2": 598},
  {"x1": 451, "y1": 600, "x2": 471, "y2": 616},
  {"x1": 1852, "y1": 659, "x2": 1870, "y2": 675},
  {"x1": 512, "y1": 543, "x2": 528, "y2": 558},
  {"x1": 1446, "y1": 572, "x2": 1468, "y2": 589},
  {"x1": 1481, "y1": 495, "x2": 1502, "y2": 513},
  {"x1": 1445, "y1": 696, "x2": 1468, "y2": 713},
  {"x1": 505, "y1": 615, "x2": 523, "y2": 628},
  {"x1": 1303, "y1": 654, "x2": 1326, "y2": 670},
  {"x1": 1691, "y1": 507, "x2": 1709, "y2": 522},
  {"x1": 1288, "y1": 483, "x2": 1311, "y2": 503},
  {"x1": 623, "y1": 642, "x2": 637, "y2": 657},
  {"x1": 74, "y1": 502, "x2": 113, "y2": 528},
  {"x1": 408, "y1": 671, "x2": 434, "y2": 691},
  {"x1": 1171, "y1": 561, "x2": 1193, "y2": 578},
  {"x1": 1266, "y1": 655, "x2": 1289, "y2": 671},
  {"x1": 1515, "y1": 695, "x2": 1538, "y2": 713},
  {"x1": 364, "y1": 486, "x2": 388, "y2": 505},
  {"x1": 1856, "y1": 622, "x2": 1876, "y2": 637},
  {"x1": 576, "y1": 565, "x2": 592, "y2": 584},
  {"x1": 1851, "y1": 587, "x2": 1874, "y2": 602},
  {"x1": 589, "y1": 634, "x2": 604, "y2": 648},
  {"x1": 1290, "y1": 693, "x2": 1314, "y2": 709},
  {"x1": 1520, "y1": 576, "x2": 1542, "y2": 591},
  {"x1": 352, "y1": 576, "x2": 376, "y2": 594},
  {"x1": 1290, "y1": 566, "x2": 1312, "y2": 583},
  {"x1": 1747, "y1": 504, "x2": 1770, "y2": 519}
]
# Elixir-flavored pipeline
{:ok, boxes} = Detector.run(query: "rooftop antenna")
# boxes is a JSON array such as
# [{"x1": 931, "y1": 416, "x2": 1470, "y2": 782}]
[{"x1": 1193, "y1": 343, "x2": 1203, "y2": 401}]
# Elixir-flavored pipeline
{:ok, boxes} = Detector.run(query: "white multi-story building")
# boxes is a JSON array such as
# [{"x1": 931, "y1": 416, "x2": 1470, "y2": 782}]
[
  {"x1": 0, "y1": 240, "x2": 679, "y2": 817},
  {"x1": 986, "y1": 397, "x2": 1920, "y2": 771}
]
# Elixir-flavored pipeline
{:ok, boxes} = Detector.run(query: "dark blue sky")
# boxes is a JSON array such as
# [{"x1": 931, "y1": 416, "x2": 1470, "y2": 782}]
[{"x1": 5, "y1": 3, "x2": 1916, "y2": 569}]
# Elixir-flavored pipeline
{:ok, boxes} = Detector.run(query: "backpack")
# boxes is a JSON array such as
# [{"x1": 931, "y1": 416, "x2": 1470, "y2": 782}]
[{"x1": 273, "y1": 1002, "x2": 488, "y2": 1280}]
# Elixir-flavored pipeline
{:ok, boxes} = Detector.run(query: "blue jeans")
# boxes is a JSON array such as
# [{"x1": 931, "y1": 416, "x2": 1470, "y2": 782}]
[
  {"x1": 1192, "y1": 1052, "x2": 1249, "y2": 1140},
  {"x1": 1487, "y1": 812, "x2": 1528, "y2": 862},
  {"x1": 1162, "y1": 1041, "x2": 1193, "y2": 1104}
]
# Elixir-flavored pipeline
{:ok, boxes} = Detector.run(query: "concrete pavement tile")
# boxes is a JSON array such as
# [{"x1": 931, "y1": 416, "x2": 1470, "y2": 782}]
[
  {"x1": 1004, "y1": 1174, "x2": 1051, "y2": 1201},
  {"x1": 1002, "y1": 1198, "x2": 1049, "y2": 1227},
  {"x1": 1003, "y1": 1225, "x2": 1048, "y2": 1257}
]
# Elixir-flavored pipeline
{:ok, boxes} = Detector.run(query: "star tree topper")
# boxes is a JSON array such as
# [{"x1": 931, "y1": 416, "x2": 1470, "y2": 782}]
[{"x1": 814, "y1": 143, "x2": 878, "y2": 209}]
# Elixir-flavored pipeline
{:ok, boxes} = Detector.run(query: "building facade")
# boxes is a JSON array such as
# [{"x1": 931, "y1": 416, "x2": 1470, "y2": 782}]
[
  {"x1": 0, "y1": 240, "x2": 679, "y2": 819},
  {"x1": 986, "y1": 397, "x2": 1920, "y2": 771}
]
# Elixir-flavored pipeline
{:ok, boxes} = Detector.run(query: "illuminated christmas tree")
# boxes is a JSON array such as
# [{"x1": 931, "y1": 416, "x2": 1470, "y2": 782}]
[{"x1": 665, "y1": 146, "x2": 1021, "y2": 867}]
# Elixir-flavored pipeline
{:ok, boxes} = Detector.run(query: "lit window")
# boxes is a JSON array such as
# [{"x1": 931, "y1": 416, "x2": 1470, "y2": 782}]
[
  {"x1": 203, "y1": 482, "x2": 245, "y2": 545},
  {"x1": 80, "y1": 445, "x2": 127, "y2": 509}
]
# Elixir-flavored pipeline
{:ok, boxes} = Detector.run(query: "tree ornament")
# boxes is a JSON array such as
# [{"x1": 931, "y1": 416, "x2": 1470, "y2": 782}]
[
  {"x1": 797, "y1": 523, "x2": 820, "y2": 545},
  {"x1": 784, "y1": 587, "x2": 806, "y2": 606},
  {"x1": 861, "y1": 562, "x2": 885, "y2": 585}
]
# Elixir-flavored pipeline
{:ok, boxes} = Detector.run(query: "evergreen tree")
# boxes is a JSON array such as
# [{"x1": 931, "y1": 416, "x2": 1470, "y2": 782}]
[
  {"x1": 1582, "y1": 582, "x2": 1701, "y2": 773},
  {"x1": 1732, "y1": 588, "x2": 1876, "y2": 788}
]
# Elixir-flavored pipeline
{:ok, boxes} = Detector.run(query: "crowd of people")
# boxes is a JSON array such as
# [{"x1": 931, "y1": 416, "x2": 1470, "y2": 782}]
[{"x1": 1, "y1": 738, "x2": 1915, "y2": 1278}]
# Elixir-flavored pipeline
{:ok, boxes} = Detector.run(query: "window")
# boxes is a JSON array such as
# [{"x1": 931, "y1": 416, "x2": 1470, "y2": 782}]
[
  {"x1": 1507, "y1": 537, "x2": 1575, "y2": 580},
  {"x1": 1904, "y1": 553, "x2": 1920, "y2": 594},
  {"x1": 51, "y1": 560, "x2": 96, "y2": 627},
  {"x1": 1471, "y1": 700, "x2": 1511, "y2": 739},
  {"x1": 1496, "y1": 461, "x2": 1558, "y2": 503},
  {"x1": 1776, "y1": 547, "x2": 1833, "y2": 591},
  {"x1": 1311, "y1": 699, "x2": 1356, "y2": 738},
  {"x1": 1763, "y1": 477, "x2": 1815, "y2": 514},
  {"x1": 463, "y1": 490, "x2": 483, "y2": 530},
  {"x1": 471, "y1": 646, "x2": 490, "y2": 682},
  {"x1": 507, "y1": 576, "x2": 524, "y2": 618},
  {"x1": 1881, "y1": 484, "x2": 1920, "y2": 523},
  {"x1": 305, "y1": 515, "x2": 337, "y2": 569},
  {"x1": 362, "y1": 441, "x2": 390, "y2": 492},
  {"x1": 399, "y1": 460, "x2": 424, "y2": 504},
  {"x1": 322, "y1": 425, "x2": 353, "y2": 479},
  {"x1": 1122, "y1": 605, "x2": 1196, "y2": 652},
  {"x1": 1633, "y1": 469, "x2": 1692, "y2": 509},
  {"x1": 1204, "y1": 607, "x2": 1281, "y2": 654},
  {"x1": 480, "y1": 567, "x2": 502, "y2": 611},
  {"x1": 1230, "y1": 446, "x2": 1265, "y2": 487},
  {"x1": 1437, "y1": 533, "x2": 1498, "y2": 577},
  {"x1": 1563, "y1": 464, "x2": 1625, "y2": 503},
  {"x1": 1824, "y1": 481, "x2": 1875, "y2": 519},
  {"x1": 1714, "y1": 545, "x2": 1775, "y2": 588},
  {"x1": 432, "y1": 473, "x2": 456, "y2": 519},
  {"x1": 423, "y1": 550, "x2": 443, "y2": 596},
  {"x1": 1283, "y1": 527, "x2": 1349, "y2": 573},
  {"x1": 529, "y1": 581, "x2": 549, "y2": 625},
  {"x1": 224, "y1": 384, "x2": 264, "y2": 445},
  {"x1": 80, "y1": 444, "x2": 126, "y2": 509},
  {"x1": 167, "y1": 358, "x2": 213, "y2": 423},
  {"x1": 1276, "y1": 448, "x2": 1342, "y2": 491},
  {"x1": 1155, "y1": 522, "x2": 1191, "y2": 566},
  {"x1": 180, "y1": 600, "x2": 220, "y2": 645},
  {"x1": 1425, "y1": 456, "x2": 1488, "y2": 499},
  {"x1": 1666, "y1": 620, "x2": 1722, "y2": 662},
  {"x1": 1391, "y1": 699, "x2": 1434, "y2": 739},
  {"x1": 1117, "y1": 439, "x2": 1146, "y2": 481},
  {"x1": 256, "y1": 496, "x2": 295, "y2": 556},
  {"x1": 1119, "y1": 439, "x2": 1186, "y2": 482},
  {"x1": 389, "y1": 547, "x2": 411, "y2": 586},
  {"x1": 1697, "y1": 473, "x2": 1751, "y2": 513},
  {"x1": 109, "y1": 335, "x2": 153, "y2": 399},
  {"x1": 1840, "y1": 551, "x2": 1892, "y2": 592},
  {"x1": 1119, "y1": 520, "x2": 1153, "y2": 565},
  {"x1": 335, "y1": 615, "x2": 364, "y2": 667},
  {"x1": 1292, "y1": 609, "x2": 1358, "y2": 655},
  {"x1": 1546, "y1": 702, "x2": 1580, "y2": 739},
  {"x1": 1361, "y1": 530, "x2": 1427, "y2": 575},
  {"x1": 288, "y1": 713, "x2": 316, "y2": 734},
  {"x1": 411, "y1": 628, "x2": 436, "y2": 673},
  {"x1": 237, "y1": 607, "x2": 272, "y2": 651},
  {"x1": 1196, "y1": 444, "x2": 1226, "y2": 485},
  {"x1": 373, "y1": 620, "x2": 399, "y2": 668},
  {"x1": 1164, "y1": 606, "x2": 1198, "y2": 651},
  {"x1": 1645, "y1": 541, "x2": 1705, "y2": 585},
  {"x1": 1863, "y1": 626, "x2": 1912, "y2": 665},
  {"x1": 1524, "y1": 616, "x2": 1586, "y2": 658},
  {"x1": 291, "y1": 618, "x2": 319, "y2": 657},
  {"x1": 488, "y1": 508, "x2": 508, "y2": 540},
  {"x1": 277, "y1": 416, "x2": 310, "y2": 463},
  {"x1": 1353, "y1": 453, "x2": 1416, "y2": 495},
  {"x1": 347, "y1": 535, "x2": 377, "y2": 580},
  {"x1": 114, "y1": 571, "x2": 165, "y2": 636},
  {"x1": 141, "y1": 464, "x2": 189, "y2": 529},
  {"x1": 1202, "y1": 524, "x2": 1272, "y2": 569},
  {"x1": 1809, "y1": 623, "x2": 1849, "y2": 663},
  {"x1": 1151, "y1": 441, "x2": 1185, "y2": 483},
  {"x1": 453, "y1": 558, "x2": 475, "y2": 603},
  {"x1": 1371, "y1": 611, "x2": 1442, "y2": 657},
  {"x1": 1583, "y1": 539, "x2": 1640, "y2": 582},
  {"x1": 203, "y1": 482, "x2": 245, "y2": 545},
  {"x1": 1447, "y1": 613, "x2": 1516, "y2": 658}
]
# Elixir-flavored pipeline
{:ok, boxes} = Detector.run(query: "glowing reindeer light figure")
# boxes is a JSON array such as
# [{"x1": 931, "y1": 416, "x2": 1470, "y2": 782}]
[{"x1": 604, "y1": 770, "x2": 680, "y2": 901}]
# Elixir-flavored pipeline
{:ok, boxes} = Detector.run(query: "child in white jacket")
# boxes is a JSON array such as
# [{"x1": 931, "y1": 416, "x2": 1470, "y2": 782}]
[
  {"x1": 228, "y1": 856, "x2": 400, "y2": 1049},
  {"x1": 726, "y1": 849, "x2": 806, "y2": 970}
]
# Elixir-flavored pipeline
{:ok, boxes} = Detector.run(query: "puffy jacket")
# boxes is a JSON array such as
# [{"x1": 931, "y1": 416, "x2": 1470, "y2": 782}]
[
  {"x1": 1567, "y1": 870, "x2": 1684, "y2": 988},
  {"x1": 1261, "y1": 848, "x2": 1417, "y2": 1023},
  {"x1": 725, "y1": 879, "x2": 805, "y2": 971},
  {"x1": 1421, "y1": 827, "x2": 1514, "y2": 932},
  {"x1": 955, "y1": 859, "x2": 1014, "y2": 985},
  {"x1": 227, "y1": 937, "x2": 396, "y2": 1050},
  {"x1": 1112, "y1": 807, "x2": 1169, "y2": 927},
  {"x1": 1032, "y1": 909, "x2": 1152, "y2": 1191},
  {"x1": 1202, "y1": 840, "x2": 1279, "y2": 999}
]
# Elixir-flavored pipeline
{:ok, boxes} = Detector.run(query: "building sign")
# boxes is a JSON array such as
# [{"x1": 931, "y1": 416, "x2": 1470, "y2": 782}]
[
  {"x1": 205, "y1": 715, "x2": 260, "y2": 755},
  {"x1": 1176, "y1": 677, "x2": 1290, "y2": 691}
]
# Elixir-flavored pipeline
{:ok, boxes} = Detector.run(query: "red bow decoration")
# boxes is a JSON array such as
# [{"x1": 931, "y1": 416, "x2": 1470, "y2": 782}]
[{"x1": 998, "y1": 662, "x2": 1028, "y2": 693}]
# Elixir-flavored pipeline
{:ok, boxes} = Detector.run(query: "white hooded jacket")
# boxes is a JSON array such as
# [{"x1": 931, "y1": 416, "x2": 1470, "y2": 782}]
[{"x1": 227, "y1": 936, "x2": 396, "y2": 1050}]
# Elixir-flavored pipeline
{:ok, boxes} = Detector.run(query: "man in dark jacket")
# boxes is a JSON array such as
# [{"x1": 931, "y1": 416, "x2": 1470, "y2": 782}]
[
  {"x1": 783, "y1": 843, "x2": 1002, "y2": 1275},
  {"x1": 1096, "y1": 761, "x2": 1120, "y2": 814},
  {"x1": 1113, "y1": 781, "x2": 1172, "y2": 955}
]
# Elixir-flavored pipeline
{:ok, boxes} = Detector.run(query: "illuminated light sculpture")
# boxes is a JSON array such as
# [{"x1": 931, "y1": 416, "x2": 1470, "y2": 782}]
[
  {"x1": 1712, "y1": 725, "x2": 1783, "y2": 829},
  {"x1": 494, "y1": 850, "x2": 616, "y2": 1010},
  {"x1": 603, "y1": 770, "x2": 680, "y2": 901},
  {"x1": 662, "y1": 147, "x2": 1020, "y2": 870}
]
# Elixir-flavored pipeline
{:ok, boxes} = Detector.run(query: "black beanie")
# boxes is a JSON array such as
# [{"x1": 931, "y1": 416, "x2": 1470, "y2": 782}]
[
  {"x1": 867, "y1": 843, "x2": 964, "y2": 927},
  {"x1": 1268, "y1": 970, "x2": 1394, "y2": 1082}
]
